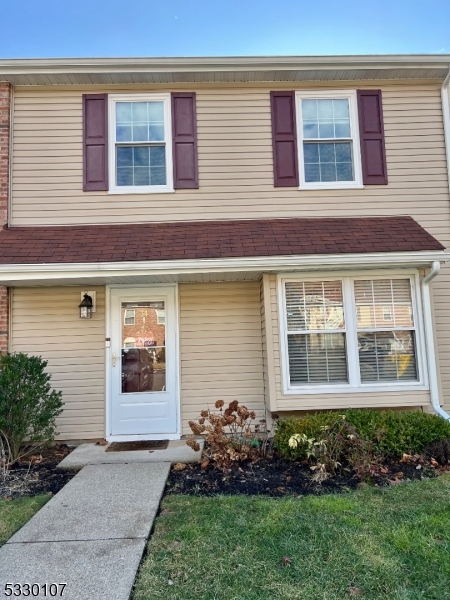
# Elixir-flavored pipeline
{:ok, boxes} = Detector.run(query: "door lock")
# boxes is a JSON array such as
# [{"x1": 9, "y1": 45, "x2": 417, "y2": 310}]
[{"x1": 112, "y1": 352, "x2": 116, "y2": 367}]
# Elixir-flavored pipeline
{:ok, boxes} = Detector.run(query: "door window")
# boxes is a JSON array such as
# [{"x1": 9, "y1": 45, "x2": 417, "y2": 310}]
[{"x1": 120, "y1": 301, "x2": 166, "y2": 393}]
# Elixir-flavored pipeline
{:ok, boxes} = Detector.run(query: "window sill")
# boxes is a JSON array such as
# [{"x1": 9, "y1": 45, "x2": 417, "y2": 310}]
[
  {"x1": 283, "y1": 383, "x2": 429, "y2": 395},
  {"x1": 298, "y1": 183, "x2": 364, "y2": 191},
  {"x1": 108, "y1": 187, "x2": 175, "y2": 195}
]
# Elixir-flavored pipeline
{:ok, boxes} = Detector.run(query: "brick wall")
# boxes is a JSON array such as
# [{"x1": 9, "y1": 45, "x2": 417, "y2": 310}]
[{"x1": 0, "y1": 83, "x2": 10, "y2": 351}]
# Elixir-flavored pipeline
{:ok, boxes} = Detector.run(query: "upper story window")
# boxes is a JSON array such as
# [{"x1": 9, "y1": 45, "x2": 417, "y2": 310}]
[
  {"x1": 296, "y1": 90, "x2": 363, "y2": 190},
  {"x1": 108, "y1": 94, "x2": 173, "y2": 194},
  {"x1": 124, "y1": 309, "x2": 135, "y2": 325}
]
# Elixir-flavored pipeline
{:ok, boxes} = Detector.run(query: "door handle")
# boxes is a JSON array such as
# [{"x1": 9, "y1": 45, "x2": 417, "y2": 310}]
[{"x1": 112, "y1": 352, "x2": 116, "y2": 367}]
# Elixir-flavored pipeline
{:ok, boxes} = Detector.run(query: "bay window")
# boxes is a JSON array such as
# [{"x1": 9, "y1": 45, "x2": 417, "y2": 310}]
[{"x1": 280, "y1": 274, "x2": 425, "y2": 393}]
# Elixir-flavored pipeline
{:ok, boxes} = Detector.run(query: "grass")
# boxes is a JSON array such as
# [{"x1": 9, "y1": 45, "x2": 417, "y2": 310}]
[
  {"x1": 0, "y1": 495, "x2": 50, "y2": 546},
  {"x1": 132, "y1": 475, "x2": 450, "y2": 600}
]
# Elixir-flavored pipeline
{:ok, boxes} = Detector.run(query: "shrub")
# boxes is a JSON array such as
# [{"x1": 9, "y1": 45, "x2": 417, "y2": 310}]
[
  {"x1": 0, "y1": 352, "x2": 64, "y2": 463},
  {"x1": 275, "y1": 409, "x2": 450, "y2": 461},
  {"x1": 288, "y1": 416, "x2": 381, "y2": 480},
  {"x1": 186, "y1": 400, "x2": 272, "y2": 470}
]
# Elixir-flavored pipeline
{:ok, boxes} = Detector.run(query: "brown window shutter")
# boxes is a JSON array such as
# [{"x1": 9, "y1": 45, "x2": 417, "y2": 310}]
[
  {"x1": 270, "y1": 91, "x2": 299, "y2": 187},
  {"x1": 357, "y1": 90, "x2": 388, "y2": 185},
  {"x1": 83, "y1": 94, "x2": 108, "y2": 191},
  {"x1": 171, "y1": 92, "x2": 198, "y2": 189}
]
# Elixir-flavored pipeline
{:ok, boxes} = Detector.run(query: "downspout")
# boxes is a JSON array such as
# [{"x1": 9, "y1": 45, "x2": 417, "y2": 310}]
[{"x1": 421, "y1": 261, "x2": 450, "y2": 420}]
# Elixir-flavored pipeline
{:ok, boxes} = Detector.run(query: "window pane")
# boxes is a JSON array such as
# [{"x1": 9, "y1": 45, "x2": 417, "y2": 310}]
[
  {"x1": 285, "y1": 281, "x2": 344, "y2": 331},
  {"x1": 302, "y1": 99, "x2": 317, "y2": 120},
  {"x1": 320, "y1": 163, "x2": 336, "y2": 182},
  {"x1": 305, "y1": 163, "x2": 320, "y2": 182},
  {"x1": 115, "y1": 100, "x2": 165, "y2": 143},
  {"x1": 132, "y1": 102, "x2": 148, "y2": 122},
  {"x1": 288, "y1": 333, "x2": 348, "y2": 384},
  {"x1": 303, "y1": 142, "x2": 353, "y2": 183},
  {"x1": 121, "y1": 301, "x2": 166, "y2": 393},
  {"x1": 354, "y1": 279, "x2": 414, "y2": 328},
  {"x1": 117, "y1": 167, "x2": 133, "y2": 186},
  {"x1": 116, "y1": 102, "x2": 132, "y2": 123},
  {"x1": 116, "y1": 145, "x2": 166, "y2": 187},
  {"x1": 358, "y1": 331, "x2": 417, "y2": 382},
  {"x1": 302, "y1": 97, "x2": 350, "y2": 140}
]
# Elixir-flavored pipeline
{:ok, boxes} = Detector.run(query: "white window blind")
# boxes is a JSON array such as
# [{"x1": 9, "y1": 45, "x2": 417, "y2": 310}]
[
  {"x1": 124, "y1": 309, "x2": 135, "y2": 326},
  {"x1": 282, "y1": 276, "x2": 421, "y2": 391},
  {"x1": 354, "y1": 279, "x2": 417, "y2": 383},
  {"x1": 285, "y1": 281, "x2": 348, "y2": 384}
]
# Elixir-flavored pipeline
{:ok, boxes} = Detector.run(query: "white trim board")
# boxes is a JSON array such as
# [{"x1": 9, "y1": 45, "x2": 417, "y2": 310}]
[{"x1": 0, "y1": 251, "x2": 447, "y2": 285}]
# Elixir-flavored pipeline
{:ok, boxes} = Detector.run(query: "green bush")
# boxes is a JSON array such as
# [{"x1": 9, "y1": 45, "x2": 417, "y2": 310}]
[
  {"x1": 275, "y1": 409, "x2": 450, "y2": 460},
  {"x1": 0, "y1": 352, "x2": 64, "y2": 463}
]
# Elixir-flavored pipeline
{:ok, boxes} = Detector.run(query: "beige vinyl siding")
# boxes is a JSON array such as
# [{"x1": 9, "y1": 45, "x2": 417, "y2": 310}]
[
  {"x1": 179, "y1": 281, "x2": 265, "y2": 435},
  {"x1": 263, "y1": 273, "x2": 431, "y2": 413},
  {"x1": 8, "y1": 79, "x2": 450, "y2": 417},
  {"x1": 11, "y1": 81, "x2": 450, "y2": 229},
  {"x1": 10, "y1": 286, "x2": 106, "y2": 439}
]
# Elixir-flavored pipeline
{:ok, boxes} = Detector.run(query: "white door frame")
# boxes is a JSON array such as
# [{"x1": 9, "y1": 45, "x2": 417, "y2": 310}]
[{"x1": 105, "y1": 283, "x2": 181, "y2": 441}]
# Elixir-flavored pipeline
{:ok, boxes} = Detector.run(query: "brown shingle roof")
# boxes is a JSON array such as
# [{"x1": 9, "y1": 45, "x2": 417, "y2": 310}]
[{"x1": 0, "y1": 216, "x2": 443, "y2": 265}]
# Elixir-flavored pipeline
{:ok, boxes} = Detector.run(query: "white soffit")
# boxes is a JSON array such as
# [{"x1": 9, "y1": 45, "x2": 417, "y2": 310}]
[{"x1": 0, "y1": 55, "x2": 449, "y2": 86}]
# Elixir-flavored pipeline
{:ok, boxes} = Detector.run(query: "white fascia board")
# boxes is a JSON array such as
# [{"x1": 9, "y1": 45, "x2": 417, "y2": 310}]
[
  {"x1": 0, "y1": 251, "x2": 448, "y2": 284},
  {"x1": 1, "y1": 54, "x2": 450, "y2": 76}
]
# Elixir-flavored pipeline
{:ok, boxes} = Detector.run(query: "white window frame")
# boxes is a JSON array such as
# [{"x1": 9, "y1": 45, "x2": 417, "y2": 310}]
[
  {"x1": 278, "y1": 271, "x2": 428, "y2": 395},
  {"x1": 108, "y1": 93, "x2": 174, "y2": 194},
  {"x1": 156, "y1": 309, "x2": 166, "y2": 325},
  {"x1": 295, "y1": 90, "x2": 363, "y2": 191},
  {"x1": 123, "y1": 308, "x2": 135, "y2": 326}
]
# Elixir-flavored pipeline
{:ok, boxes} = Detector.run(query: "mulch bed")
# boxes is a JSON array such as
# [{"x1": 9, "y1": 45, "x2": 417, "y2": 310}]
[
  {"x1": 0, "y1": 444, "x2": 78, "y2": 500},
  {"x1": 166, "y1": 456, "x2": 442, "y2": 497}
]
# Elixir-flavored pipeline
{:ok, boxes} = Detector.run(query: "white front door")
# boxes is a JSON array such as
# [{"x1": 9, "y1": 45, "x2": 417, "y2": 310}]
[{"x1": 109, "y1": 286, "x2": 178, "y2": 437}]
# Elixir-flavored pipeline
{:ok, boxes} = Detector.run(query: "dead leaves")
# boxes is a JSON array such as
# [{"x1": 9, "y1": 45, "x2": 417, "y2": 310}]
[
  {"x1": 173, "y1": 463, "x2": 187, "y2": 471},
  {"x1": 349, "y1": 587, "x2": 364, "y2": 597},
  {"x1": 281, "y1": 556, "x2": 292, "y2": 566}
]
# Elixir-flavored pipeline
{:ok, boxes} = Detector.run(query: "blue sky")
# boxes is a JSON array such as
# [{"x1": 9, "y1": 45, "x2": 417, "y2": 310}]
[{"x1": 1, "y1": 0, "x2": 449, "y2": 58}]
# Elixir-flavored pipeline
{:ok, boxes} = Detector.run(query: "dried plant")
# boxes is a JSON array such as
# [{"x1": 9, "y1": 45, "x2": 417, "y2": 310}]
[
  {"x1": 0, "y1": 429, "x2": 11, "y2": 481},
  {"x1": 289, "y1": 416, "x2": 381, "y2": 480},
  {"x1": 186, "y1": 400, "x2": 273, "y2": 470}
]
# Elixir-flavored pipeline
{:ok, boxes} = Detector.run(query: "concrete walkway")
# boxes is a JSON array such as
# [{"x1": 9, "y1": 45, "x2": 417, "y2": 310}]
[
  {"x1": 0, "y1": 462, "x2": 170, "y2": 600},
  {"x1": 58, "y1": 439, "x2": 203, "y2": 469}
]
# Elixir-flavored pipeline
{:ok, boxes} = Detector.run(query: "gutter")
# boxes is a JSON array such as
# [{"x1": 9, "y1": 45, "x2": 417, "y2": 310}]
[
  {"x1": 441, "y1": 67, "x2": 450, "y2": 194},
  {"x1": 0, "y1": 250, "x2": 448, "y2": 284},
  {"x1": 421, "y1": 261, "x2": 450, "y2": 420}
]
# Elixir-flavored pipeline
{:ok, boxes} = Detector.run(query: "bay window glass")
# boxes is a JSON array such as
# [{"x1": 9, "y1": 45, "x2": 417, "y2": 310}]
[
  {"x1": 354, "y1": 279, "x2": 417, "y2": 382},
  {"x1": 283, "y1": 276, "x2": 420, "y2": 390},
  {"x1": 285, "y1": 281, "x2": 348, "y2": 384}
]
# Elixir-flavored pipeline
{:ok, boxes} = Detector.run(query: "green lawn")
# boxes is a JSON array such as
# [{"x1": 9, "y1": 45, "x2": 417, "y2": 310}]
[
  {"x1": 0, "y1": 495, "x2": 50, "y2": 546},
  {"x1": 133, "y1": 475, "x2": 450, "y2": 600}
]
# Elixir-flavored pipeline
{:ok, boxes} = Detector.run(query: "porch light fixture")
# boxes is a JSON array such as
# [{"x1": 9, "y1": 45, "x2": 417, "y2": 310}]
[{"x1": 79, "y1": 293, "x2": 93, "y2": 319}]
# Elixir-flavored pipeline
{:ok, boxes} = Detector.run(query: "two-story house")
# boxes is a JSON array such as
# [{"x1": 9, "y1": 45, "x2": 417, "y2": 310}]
[{"x1": 0, "y1": 55, "x2": 449, "y2": 442}]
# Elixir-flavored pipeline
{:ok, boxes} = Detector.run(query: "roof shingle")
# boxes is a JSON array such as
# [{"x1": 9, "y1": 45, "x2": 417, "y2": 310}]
[{"x1": 0, "y1": 216, "x2": 443, "y2": 265}]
